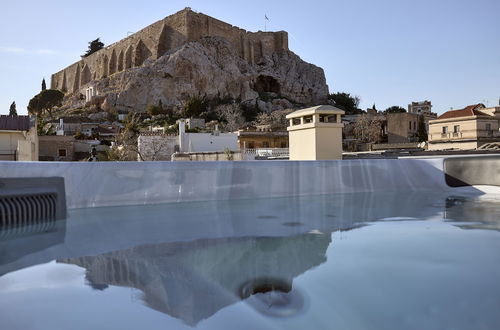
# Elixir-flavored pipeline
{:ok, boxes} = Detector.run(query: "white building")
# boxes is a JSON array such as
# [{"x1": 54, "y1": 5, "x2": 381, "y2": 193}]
[
  {"x1": 178, "y1": 120, "x2": 238, "y2": 153},
  {"x1": 137, "y1": 120, "x2": 239, "y2": 161}
]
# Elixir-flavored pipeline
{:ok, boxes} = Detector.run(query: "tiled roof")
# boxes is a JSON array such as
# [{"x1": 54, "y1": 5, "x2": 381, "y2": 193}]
[
  {"x1": 0, "y1": 115, "x2": 31, "y2": 131},
  {"x1": 97, "y1": 125, "x2": 120, "y2": 134},
  {"x1": 437, "y1": 104, "x2": 487, "y2": 120}
]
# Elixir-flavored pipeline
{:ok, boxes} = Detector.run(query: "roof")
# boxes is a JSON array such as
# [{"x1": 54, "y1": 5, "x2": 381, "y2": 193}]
[
  {"x1": 97, "y1": 124, "x2": 120, "y2": 135},
  {"x1": 51, "y1": 117, "x2": 95, "y2": 124},
  {"x1": 286, "y1": 105, "x2": 345, "y2": 119},
  {"x1": 238, "y1": 131, "x2": 288, "y2": 137},
  {"x1": 0, "y1": 115, "x2": 31, "y2": 131},
  {"x1": 437, "y1": 104, "x2": 488, "y2": 120}
]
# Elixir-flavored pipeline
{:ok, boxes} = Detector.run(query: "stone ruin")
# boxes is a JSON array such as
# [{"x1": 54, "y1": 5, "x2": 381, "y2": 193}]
[{"x1": 51, "y1": 8, "x2": 289, "y2": 93}]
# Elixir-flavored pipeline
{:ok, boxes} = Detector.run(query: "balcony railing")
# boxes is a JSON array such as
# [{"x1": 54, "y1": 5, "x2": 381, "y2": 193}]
[{"x1": 242, "y1": 148, "x2": 289, "y2": 160}]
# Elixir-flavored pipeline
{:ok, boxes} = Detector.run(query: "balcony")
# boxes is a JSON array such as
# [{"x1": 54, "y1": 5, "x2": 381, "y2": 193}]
[{"x1": 477, "y1": 130, "x2": 497, "y2": 138}]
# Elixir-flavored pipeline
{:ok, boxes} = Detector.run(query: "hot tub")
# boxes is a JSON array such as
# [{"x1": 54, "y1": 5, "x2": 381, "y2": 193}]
[{"x1": 1, "y1": 157, "x2": 500, "y2": 329}]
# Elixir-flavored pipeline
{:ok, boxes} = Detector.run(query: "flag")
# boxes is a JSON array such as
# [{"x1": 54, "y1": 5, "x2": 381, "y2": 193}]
[{"x1": 265, "y1": 15, "x2": 269, "y2": 20}]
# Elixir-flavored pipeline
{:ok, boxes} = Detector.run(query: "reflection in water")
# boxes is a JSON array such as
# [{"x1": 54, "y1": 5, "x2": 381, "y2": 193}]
[
  {"x1": 58, "y1": 233, "x2": 331, "y2": 325},
  {"x1": 2, "y1": 191, "x2": 500, "y2": 328},
  {"x1": 445, "y1": 196, "x2": 500, "y2": 231},
  {"x1": 0, "y1": 219, "x2": 66, "y2": 272}
]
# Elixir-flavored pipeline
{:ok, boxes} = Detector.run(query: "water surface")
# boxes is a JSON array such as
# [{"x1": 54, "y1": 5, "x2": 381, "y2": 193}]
[{"x1": 1, "y1": 192, "x2": 500, "y2": 330}]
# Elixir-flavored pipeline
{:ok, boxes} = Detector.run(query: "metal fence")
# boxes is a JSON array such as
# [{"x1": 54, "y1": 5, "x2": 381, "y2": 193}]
[{"x1": 242, "y1": 148, "x2": 289, "y2": 160}]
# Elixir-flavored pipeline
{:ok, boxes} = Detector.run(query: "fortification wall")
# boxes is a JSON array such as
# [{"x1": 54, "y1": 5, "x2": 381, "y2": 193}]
[
  {"x1": 51, "y1": 9, "x2": 189, "y2": 92},
  {"x1": 185, "y1": 10, "x2": 288, "y2": 63},
  {"x1": 50, "y1": 8, "x2": 288, "y2": 96}
]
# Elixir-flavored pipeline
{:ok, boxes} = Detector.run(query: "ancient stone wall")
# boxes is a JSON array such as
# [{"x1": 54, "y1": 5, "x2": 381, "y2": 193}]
[{"x1": 51, "y1": 8, "x2": 288, "y2": 95}]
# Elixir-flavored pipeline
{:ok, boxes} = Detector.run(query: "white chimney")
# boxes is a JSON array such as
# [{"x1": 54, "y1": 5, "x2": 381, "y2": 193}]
[
  {"x1": 178, "y1": 120, "x2": 186, "y2": 135},
  {"x1": 178, "y1": 120, "x2": 186, "y2": 152}
]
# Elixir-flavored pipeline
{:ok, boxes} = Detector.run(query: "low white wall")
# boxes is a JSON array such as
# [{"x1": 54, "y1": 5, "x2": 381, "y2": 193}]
[
  {"x1": 182, "y1": 133, "x2": 238, "y2": 152},
  {"x1": 0, "y1": 158, "x2": 483, "y2": 209}
]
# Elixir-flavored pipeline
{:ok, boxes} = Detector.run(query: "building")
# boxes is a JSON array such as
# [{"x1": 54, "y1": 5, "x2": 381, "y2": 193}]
[
  {"x1": 386, "y1": 112, "x2": 420, "y2": 143},
  {"x1": 286, "y1": 105, "x2": 344, "y2": 160},
  {"x1": 0, "y1": 115, "x2": 38, "y2": 161},
  {"x1": 237, "y1": 127, "x2": 288, "y2": 149},
  {"x1": 96, "y1": 124, "x2": 120, "y2": 140},
  {"x1": 428, "y1": 104, "x2": 500, "y2": 150},
  {"x1": 55, "y1": 117, "x2": 99, "y2": 136},
  {"x1": 178, "y1": 120, "x2": 238, "y2": 153},
  {"x1": 137, "y1": 120, "x2": 238, "y2": 161},
  {"x1": 408, "y1": 101, "x2": 433, "y2": 116},
  {"x1": 185, "y1": 118, "x2": 205, "y2": 130},
  {"x1": 39, "y1": 136, "x2": 76, "y2": 161},
  {"x1": 407, "y1": 101, "x2": 437, "y2": 134}
]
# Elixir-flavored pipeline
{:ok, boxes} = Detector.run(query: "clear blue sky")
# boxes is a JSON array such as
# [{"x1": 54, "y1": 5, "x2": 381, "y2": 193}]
[{"x1": 1, "y1": 0, "x2": 499, "y2": 115}]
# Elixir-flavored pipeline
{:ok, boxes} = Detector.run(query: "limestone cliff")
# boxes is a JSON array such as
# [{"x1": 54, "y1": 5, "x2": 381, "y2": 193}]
[{"x1": 63, "y1": 36, "x2": 328, "y2": 115}]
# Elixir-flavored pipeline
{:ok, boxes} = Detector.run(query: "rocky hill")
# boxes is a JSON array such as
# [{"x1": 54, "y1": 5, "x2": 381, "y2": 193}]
[{"x1": 58, "y1": 36, "x2": 329, "y2": 119}]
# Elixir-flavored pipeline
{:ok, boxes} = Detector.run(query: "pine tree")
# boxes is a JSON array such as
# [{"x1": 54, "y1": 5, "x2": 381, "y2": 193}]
[
  {"x1": 9, "y1": 101, "x2": 17, "y2": 116},
  {"x1": 41, "y1": 78, "x2": 46, "y2": 91},
  {"x1": 83, "y1": 38, "x2": 104, "y2": 57}
]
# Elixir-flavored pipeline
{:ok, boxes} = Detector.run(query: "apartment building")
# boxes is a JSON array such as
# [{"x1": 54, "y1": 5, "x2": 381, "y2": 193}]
[{"x1": 428, "y1": 104, "x2": 500, "y2": 150}]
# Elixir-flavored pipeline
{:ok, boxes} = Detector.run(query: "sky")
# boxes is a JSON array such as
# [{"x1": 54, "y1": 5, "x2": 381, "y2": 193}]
[{"x1": 1, "y1": 0, "x2": 499, "y2": 115}]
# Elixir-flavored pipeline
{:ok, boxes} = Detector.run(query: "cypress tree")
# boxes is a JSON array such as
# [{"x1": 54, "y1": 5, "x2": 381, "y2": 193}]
[
  {"x1": 42, "y1": 78, "x2": 47, "y2": 91},
  {"x1": 9, "y1": 101, "x2": 17, "y2": 116}
]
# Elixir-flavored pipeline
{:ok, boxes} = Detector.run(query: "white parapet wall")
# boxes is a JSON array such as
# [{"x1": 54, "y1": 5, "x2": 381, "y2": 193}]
[{"x1": 1, "y1": 158, "x2": 496, "y2": 209}]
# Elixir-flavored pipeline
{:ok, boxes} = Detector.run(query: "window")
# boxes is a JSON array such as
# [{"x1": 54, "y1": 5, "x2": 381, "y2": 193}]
[
  {"x1": 409, "y1": 121, "x2": 412, "y2": 130},
  {"x1": 303, "y1": 115, "x2": 313, "y2": 123},
  {"x1": 453, "y1": 125, "x2": 460, "y2": 133},
  {"x1": 58, "y1": 149, "x2": 67, "y2": 157},
  {"x1": 319, "y1": 114, "x2": 336, "y2": 123},
  {"x1": 486, "y1": 123, "x2": 491, "y2": 131},
  {"x1": 280, "y1": 142, "x2": 288, "y2": 148},
  {"x1": 247, "y1": 142, "x2": 255, "y2": 149},
  {"x1": 292, "y1": 118, "x2": 301, "y2": 126},
  {"x1": 441, "y1": 126, "x2": 448, "y2": 138}
]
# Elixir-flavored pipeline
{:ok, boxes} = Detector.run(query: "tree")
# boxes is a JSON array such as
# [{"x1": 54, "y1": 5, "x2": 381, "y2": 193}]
[
  {"x1": 417, "y1": 115, "x2": 428, "y2": 142},
  {"x1": 41, "y1": 78, "x2": 46, "y2": 91},
  {"x1": 215, "y1": 103, "x2": 245, "y2": 132},
  {"x1": 328, "y1": 92, "x2": 362, "y2": 114},
  {"x1": 255, "y1": 109, "x2": 293, "y2": 131},
  {"x1": 384, "y1": 106, "x2": 406, "y2": 113},
  {"x1": 107, "y1": 113, "x2": 152, "y2": 161},
  {"x1": 9, "y1": 101, "x2": 17, "y2": 116},
  {"x1": 83, "y1": 38, "x2": 104, "y2": 57},
  {"x1": 27, "y1": 89, "x2": 64, "y2": 118},
  {"x1": 183, "y1": 96, "x2": 207, "y2": 118},
  {"x1": 147, "y1": 100, "x2": 164, "y2": 116},
  {"x1": 353, "y1": 114, "x2": 384, "y2": 143}
]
